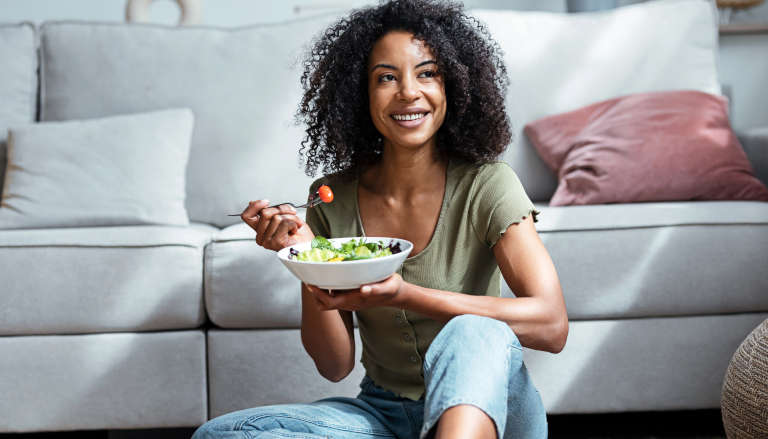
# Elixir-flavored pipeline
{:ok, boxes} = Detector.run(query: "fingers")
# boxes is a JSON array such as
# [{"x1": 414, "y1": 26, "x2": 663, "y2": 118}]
[
  {"x1": 305, "y1": 284, "x2": 327, "y2": 296},
  {"x1": 253, "y1": 204, "x2": 306, "y2": 250},
  {"x1": 358, "y1": 277, "x2": 386, "y2": 295},
  {"x1": 305, "y1": 284, "x2": 337, "y2": 310},
  {"x1": 305, "y1": 284, "x2": 362, "y2": 311},
  {"x1": 274, "y1": 219, "x2": 300, "y2": 246},
  {"x1": 304, "y1": 275, "x2": 403, "y2": 312},
  {"x1": 359, "y1": 274, "x2": 403, "y2": 299},
  {"x1": 240, "y1": 200, "x2": 270, "y2": 229},
  {"x1": 262, "y1": 204, "x2": 297, "y2": 239},
  {"x1": 254, "y1": 205, "x2": 278, "y2": 239}
]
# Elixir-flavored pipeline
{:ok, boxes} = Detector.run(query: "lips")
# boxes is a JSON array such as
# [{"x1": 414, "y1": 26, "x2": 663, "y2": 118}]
[
  {"x1": 390, "y1": 109, "x2": 430, "y2": 128},
  {"x1": 391, "y1": 112, "x2": 427, "y2": 121},
  {"x1": 391, "y1": 113, "x2": 429, "y2": 128}
]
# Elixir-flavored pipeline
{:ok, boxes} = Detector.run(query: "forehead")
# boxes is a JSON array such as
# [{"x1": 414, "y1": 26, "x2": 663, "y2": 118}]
[{"x1": 368, "y1": 31, "x2": 435, "y2": 65}]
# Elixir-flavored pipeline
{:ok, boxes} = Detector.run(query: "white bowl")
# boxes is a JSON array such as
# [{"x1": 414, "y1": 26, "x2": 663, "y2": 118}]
[{"x1": 277, "y1": 237, "x2": 413, "y2": 290}]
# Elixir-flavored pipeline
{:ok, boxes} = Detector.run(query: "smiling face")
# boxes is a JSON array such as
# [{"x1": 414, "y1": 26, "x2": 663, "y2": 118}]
[{"x1": 368, "y1": 31, "x2": 447, "y2": 155}]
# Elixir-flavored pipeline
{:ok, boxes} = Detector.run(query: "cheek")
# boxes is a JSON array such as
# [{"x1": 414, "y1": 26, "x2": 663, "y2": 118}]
[
  {"x1": 428, "y1": 84, "x2": 447, "y2": 110},
  {"x1": 430, "y1": 88, "x2": 448, "y2": 124},
  {"x1": 368, "y1": 101, "x2": 382, "y2": 123},
  {"x1": 368, "y1": 90, "x2": 390, "y2": 124}
]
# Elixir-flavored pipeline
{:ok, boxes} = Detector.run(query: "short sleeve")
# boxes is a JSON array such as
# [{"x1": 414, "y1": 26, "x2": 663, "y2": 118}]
[
  {"x1": 469, "y1": 162, "x2": 539, "y2": 247},
  {"x1": 305, "y1": 177, "x2": 331, "y2": 238}
]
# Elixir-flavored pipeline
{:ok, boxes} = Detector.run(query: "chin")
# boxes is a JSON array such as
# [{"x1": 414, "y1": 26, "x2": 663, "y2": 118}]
[
  {"x1": 391, "y1": 139, "x2": 433, "y2": 150},
  {"x1": 389, "y1": 132, "x2": 435, "y2": 148}
]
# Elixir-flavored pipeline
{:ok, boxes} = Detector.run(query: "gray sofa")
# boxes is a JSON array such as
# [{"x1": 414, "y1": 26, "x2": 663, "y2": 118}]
[{"x1": 1, "y1": 1, "x2": 767, "y2": 433}]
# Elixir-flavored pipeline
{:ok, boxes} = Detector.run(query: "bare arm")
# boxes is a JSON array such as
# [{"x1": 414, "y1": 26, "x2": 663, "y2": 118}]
[
  {"x1": 310, "y1": 216, "x2": 568, "y2": 353},
  {"x1": 398, "y1": 216, "x2": 568, "y2": 352},
  {"x1": 300, "y1": 284, "x2": 356, "y2": 382},
  {"x1": 239, "y1": 199, "x2": 357, "y2": 381}
]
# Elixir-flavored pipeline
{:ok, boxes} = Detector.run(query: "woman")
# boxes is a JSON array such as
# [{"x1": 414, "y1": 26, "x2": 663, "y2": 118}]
[{"x1": 194, "y1": 0, "x2": 567, "y2": 438}]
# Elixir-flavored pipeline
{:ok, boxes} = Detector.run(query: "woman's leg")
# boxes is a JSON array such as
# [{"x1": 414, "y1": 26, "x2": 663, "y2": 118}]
[
  {"x1": 192, "y1": 396, "x2": 397, "y2": 439},
  {"x1": 420, "y1": 314, "x2": 547, "y2": 439}
]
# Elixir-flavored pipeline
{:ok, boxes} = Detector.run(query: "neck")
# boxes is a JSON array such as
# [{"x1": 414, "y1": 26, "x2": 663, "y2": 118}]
[{"x1": 364, "y1": 141, "x2": 446, "y2": 197}]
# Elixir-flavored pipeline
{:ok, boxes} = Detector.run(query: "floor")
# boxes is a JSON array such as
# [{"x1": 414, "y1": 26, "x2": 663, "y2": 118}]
[{"x1": 0, "y1": 409, "x2": 726, "y2": 438}]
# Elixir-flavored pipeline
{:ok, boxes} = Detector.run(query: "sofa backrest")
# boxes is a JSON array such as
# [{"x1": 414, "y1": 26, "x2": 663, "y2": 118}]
[
  {"x1": 37, "y1": 0, "x2": 722, "y2": 227},
  {"x1": 472, "y1": 0, "x2": 722, "y2": 201},
  {"x1": 0, "y1": 22, "x2": 37, "y2": 201},
  {"x1": 39, "y1": 16, "x2": 337, "y2": 228}
]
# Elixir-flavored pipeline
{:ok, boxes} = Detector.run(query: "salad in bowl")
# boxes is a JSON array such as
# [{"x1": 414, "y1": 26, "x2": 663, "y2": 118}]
[
  {"x1": 290, "y1": 236, "x2": 403, "y2": 262},
  {"x1": 277, "y1": 236, "x2": 413, "y2": 290}
]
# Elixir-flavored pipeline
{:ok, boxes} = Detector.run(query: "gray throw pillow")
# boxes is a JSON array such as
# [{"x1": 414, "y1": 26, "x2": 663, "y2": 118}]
[
  {"x1": 0, "y1": 108, "x2": 194, "y2": 229},
  {"x1": 0, "y1": 22, "x2": 38, "y2": 201}
]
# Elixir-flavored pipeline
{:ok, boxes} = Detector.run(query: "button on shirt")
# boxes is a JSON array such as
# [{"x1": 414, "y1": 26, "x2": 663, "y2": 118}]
[{"x1": 306, "y1": 160, "x2": 538, "y2": 400}]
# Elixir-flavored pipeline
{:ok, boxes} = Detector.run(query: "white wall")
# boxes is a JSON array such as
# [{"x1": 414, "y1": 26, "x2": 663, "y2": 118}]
[
  {"x1": 0, "y1": 0, "x2": 765, "y2": 130},
  {"x1": 717, "y1": 0, "x2": 768, "y2": 130},
  {"x1": 0, "y1": 0, "x2": 565, "y2": 26},
  {"x1": 720, "y1": 0, "x2": 768, "y2": 26},
  {"x1": 719, "y1": 33, "x2": 768, "y2": 131}
]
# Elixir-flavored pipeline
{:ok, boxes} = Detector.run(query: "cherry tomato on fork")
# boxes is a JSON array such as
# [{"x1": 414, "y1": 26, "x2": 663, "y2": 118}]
[{"x1": 318, "y1": 185, "x2": 334, "y2": 203}]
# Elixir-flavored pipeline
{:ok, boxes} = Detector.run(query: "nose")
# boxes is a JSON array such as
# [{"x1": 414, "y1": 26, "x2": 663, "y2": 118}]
[{"x1": 397, "y1": 74, "x2": 420, "y2": 102}]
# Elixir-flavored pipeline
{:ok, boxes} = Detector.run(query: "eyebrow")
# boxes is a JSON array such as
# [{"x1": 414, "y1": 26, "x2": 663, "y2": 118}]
[{"x1": 370, "y1": 60, "x2": 437, "y2": 73}]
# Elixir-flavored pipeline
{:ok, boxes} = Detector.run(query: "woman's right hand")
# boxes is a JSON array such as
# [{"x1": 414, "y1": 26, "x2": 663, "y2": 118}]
[{"x1": 240, "y1": 200, "x2": 315, "y2": 251}]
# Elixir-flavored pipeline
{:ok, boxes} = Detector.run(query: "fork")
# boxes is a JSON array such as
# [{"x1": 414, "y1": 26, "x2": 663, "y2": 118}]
[{"x1": 227, "y1": 192, "x2": 324, "y2": 217}]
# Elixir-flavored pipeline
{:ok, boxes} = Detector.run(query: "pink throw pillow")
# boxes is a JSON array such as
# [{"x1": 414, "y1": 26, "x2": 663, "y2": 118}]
[{"x1": 524, "y1": 90, "x2": 768, "y2": 206}]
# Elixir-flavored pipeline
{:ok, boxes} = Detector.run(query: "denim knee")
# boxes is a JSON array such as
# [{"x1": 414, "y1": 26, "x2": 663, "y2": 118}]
[
  {"x1": 191, "y1": 411, "x2": 272, "y2": 438},
  {"x1": 191, "y1": 419, "x2": 223, "y2": 439},
  {"x1": 424, "y1": 314, "x2": 521, "y2": 371},
  {"x1": 191, "y1": 412, "x2": 281, "y2": 439},
  {"x1": 442, "y1": 314, "x2": 520, "y2": 348}
]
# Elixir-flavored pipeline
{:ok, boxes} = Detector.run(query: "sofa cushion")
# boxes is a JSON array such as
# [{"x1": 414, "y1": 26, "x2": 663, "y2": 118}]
[
  {"x1": 533, "y1": 200, "x2": 768, "y2": 232},
  {"x1": 523, "y1": 313, "x2": 768, "y2": 413},
  {"x1": 207, "y1": 329, "x2": 365, "y2": 418},
  {"x1": 515, "y1": 201, "x2": 768, "y2": 320},
  {"x1": 208, "y1": 315, "x2": 766, "y2": 415},
  {"x1": 0, "y1": 108, "x2": 195, "y2": 229},
  {"x1": 0, "y1": 330, "x2": 207, "y2": 431},
  {"x1": 0, "y1": 223, "x2": 216, "y2": 335},
  {"x1": 524, "y1": 90, "x2": 768, "y2": 205},
  {"x1": 205, "y1": 223, "x2": 303, "y2": 328},
  {"x1": 0, "y1": 23, "x2": 37, "y2": 201},
  {"x1": 39, "y1": 17, "x2": 336, "y2": 228},
  {"x1": 472, "y1": 0, "x2": 721, "y2": 201},
  {"x1": 207, "y1": 201, "x2": 768, "y2": 328}
]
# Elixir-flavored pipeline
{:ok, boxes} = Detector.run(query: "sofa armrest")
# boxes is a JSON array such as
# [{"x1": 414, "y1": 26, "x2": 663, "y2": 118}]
[{"x1": 738, "y1": 127, "x2": 768, "y2": 187}]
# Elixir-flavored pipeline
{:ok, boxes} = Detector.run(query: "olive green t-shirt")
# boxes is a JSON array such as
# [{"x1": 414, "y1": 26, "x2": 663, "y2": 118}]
[{"x1": 305, "y1": 159, "x2": 538, "y2": 400}]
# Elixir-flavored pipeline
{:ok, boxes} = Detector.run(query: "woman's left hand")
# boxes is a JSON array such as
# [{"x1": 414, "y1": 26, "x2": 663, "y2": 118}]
[{"x1": 305, "y1": 274, "x2": 405, "y2": 312}]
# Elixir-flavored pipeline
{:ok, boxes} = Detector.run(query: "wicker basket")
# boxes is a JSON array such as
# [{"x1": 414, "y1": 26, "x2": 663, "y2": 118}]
[{"x1": 721, "y1": 318, "x2": 768, "y2": 438}]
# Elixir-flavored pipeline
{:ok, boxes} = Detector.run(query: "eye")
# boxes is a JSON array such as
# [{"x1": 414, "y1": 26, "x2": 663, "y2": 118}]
[
  {"x1": 378, "y1": 73, "x2": 396, "y2": 83},
  {"x1": 418, "y1": 70, "x2": 438, "y2": 78}
]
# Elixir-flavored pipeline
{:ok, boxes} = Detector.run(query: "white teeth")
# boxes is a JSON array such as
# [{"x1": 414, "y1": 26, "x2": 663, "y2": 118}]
[{"x1": 392, "y1": 113, "x2": 426, "y2": 121}]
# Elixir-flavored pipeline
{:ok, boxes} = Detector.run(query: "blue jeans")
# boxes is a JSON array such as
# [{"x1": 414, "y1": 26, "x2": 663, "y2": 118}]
[{"x1": 193, "y1": 314, "x2": 547, "y2": 438}]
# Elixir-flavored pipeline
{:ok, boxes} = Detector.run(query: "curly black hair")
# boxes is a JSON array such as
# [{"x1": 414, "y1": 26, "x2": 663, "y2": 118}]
[{"x1": 297, "y1": 0, "x2": 511, "y2": 177}]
